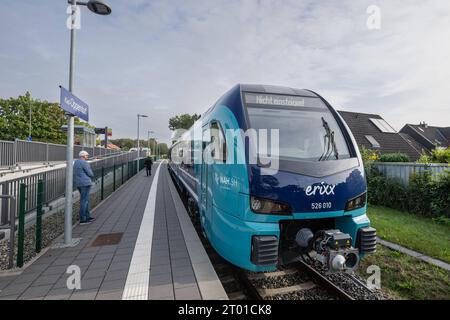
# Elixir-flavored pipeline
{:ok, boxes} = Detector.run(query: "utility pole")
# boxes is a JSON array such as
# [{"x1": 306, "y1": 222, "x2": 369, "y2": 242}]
[{"x1": 64, "y1": 0, "x2": 76, "y2": 246}]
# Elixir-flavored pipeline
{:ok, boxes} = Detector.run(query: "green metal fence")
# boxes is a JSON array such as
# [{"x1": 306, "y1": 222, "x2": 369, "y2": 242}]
[{"x1": 4, "y1": 158, "x2": 146, "y2": 270}]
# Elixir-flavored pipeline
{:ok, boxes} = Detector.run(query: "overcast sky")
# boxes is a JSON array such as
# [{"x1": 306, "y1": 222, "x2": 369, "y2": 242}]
[{"x1": 1, "y1": 0, "x2": 449, "y2": 144}]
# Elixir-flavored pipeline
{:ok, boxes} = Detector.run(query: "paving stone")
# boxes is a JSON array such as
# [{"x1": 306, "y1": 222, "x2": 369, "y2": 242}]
[
  {"x1": 0, "y1": 277, "x2": 14, "y2": 290},
  {"x1": 95, "y1": 291, "x2": 123, "y2": 300},
  {"x1": 19, "y1": 285, "x2": 53, "y2": 299},
  {"x1": 174, "y1": 285, "x2": 201, "y2": 300},
  {"x1": 171, "y1": 258, "x2": 192, "y2": 269},
  {"x1": 82, "y1": 269, "x2": 107, "y2": 280},
  {"x1": 104, "y1": 270, "x2": 128, "y2": 282},
  {"x1": 87, "y1": 259, "x2": 111, "y2": 271},
  {"x1": 111, "y1": 254, "x2": 133, "y2": 264},
  {"x1": 31, "y1": 274, "x2": 62, "y2": 287},
  {"x1": 44, "y1": 287, "x2": 74, "y2": 300},
  {"x1": 148, "y1": 284, "x2": 174, "y2": 300},
  {"x1": 43, "y1": 265, "x2": 68, "y2": 276},
  {"x1": 0, "y1": 295, "x2": 19, "y2": 300},
  {"x1": 52, "y1": 257, "x2": 76, "y2": 267},
  {"x1": 26, "y1": 263, "x2": 50, "y2": 273},
  {"x1": 98, "y1": 279, "x2": 125, "y2": 294},
  {"x1": 71, "y1": 258, "x2": 93, "y2": 269},
  {"x1": 149, "y1": 264, "x2": 171, "y2": 276},
  {"x1": 10, "y1": 272, "x2": 41, "y2": 284},
  {"x1": 0, "y1": 282, "x2": 30, "y2": 297},
  {"x1": 107, "y1": 261, "x2": 130, "y2": 272},
  {"x1": 70, "y1": 289, "x2": 98, "y2": 300},
  {"x1": 149, "y1": 273, "x2": 172, "y2": 286},
  {"x1": 76, "y1": 251, "x2": 98, "y2": 260},
  {"x1": 80, "y1": 277, "x2": 104, "y2": 290}
]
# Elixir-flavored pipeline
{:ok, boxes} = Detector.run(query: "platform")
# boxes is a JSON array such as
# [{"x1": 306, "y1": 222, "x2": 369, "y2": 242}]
[{"x1": 0, "y1": 161, "x2": 227, "y2": 300}]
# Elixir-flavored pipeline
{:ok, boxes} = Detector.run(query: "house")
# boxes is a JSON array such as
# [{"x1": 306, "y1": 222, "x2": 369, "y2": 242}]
[
  {"x1": 337, "y1": 111, "x2": 422, "y2": 161},
  {"x1": 399, "y1": 122, "x2": 450, "y2": 153},
  {"x1": 107, "y1": 143, "x2": 121, "y2": 151}
]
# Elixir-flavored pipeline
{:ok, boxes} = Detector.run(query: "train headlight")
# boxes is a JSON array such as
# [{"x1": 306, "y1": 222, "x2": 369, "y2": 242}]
[
  {"x1": 250, "y1": 196, "x2": 292, "y2": 215},
  {"x1": 345, "y1": 192, "x2": 366, "y2": 212}
]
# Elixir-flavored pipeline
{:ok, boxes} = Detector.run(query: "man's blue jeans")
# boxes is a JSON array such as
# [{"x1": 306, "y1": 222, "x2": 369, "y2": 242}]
[{"x1": 77, "y1": 186, "x2": 91, "y2": 222}]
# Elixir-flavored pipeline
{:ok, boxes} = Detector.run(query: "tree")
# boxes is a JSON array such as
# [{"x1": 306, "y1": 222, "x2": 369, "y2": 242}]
[
  {"x1": 168, "y1": 113, "x2": 200, "y2": 130},
  {"x1": 157, "y1": 143, "x2": 169, "y2": 156},
  {"x1": 0, "y1": 92, "x2": 68, "y2": 144}
]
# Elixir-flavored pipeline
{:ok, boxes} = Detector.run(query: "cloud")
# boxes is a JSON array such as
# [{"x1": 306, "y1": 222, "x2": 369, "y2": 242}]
[{"x1": 0, "y1": 0, "x2": 449, "y2": 142}]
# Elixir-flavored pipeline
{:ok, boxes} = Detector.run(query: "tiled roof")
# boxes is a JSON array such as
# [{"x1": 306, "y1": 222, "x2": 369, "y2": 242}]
[
  {"x1": 338, "y1": 110, "x2": 422, "y2": 161},
  {"x1": 399, "y1": 133, "x2": 427, "y2": 155},
  {"x1": 400, "y1": 124, "x2": 450, "y2": 151}
]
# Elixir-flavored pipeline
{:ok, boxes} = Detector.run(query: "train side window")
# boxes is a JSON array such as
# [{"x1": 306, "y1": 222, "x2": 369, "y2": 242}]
[
  {"x1": 188, "y1": 140, "x2": 194, "y2": 168},
  {"x1": 210, "y1": 121, "x2": 227, "y2": 163}
]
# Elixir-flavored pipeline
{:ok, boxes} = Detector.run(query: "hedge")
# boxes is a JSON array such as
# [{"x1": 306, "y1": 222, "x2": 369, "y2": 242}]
[
  {"x1": 378, "y1": 153, "x2": 410, "y2": 163},
  {"x1": 367, "y1": 168, "x2": 450, "y2": 218}
]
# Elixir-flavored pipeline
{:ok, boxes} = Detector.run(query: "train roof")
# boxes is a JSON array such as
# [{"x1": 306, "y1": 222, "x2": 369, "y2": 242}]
[{"x1": 240, "y1": 84, "x2": 318, "y2": 97}]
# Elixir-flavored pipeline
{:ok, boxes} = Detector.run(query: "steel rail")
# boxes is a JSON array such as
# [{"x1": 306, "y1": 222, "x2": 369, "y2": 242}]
[{"x1": 295, "y1": 260, "x2": 355, "y2": 300}]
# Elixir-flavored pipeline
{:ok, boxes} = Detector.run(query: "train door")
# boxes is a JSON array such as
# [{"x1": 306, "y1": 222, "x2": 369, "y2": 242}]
[{"x1": 200, "y1": 124, "x2": 210, "y2": 234}]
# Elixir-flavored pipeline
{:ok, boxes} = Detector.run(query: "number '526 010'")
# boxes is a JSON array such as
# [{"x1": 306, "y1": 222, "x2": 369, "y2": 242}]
[{"x1": 311, "y1": 202, "x2": 332, "y2": 210}]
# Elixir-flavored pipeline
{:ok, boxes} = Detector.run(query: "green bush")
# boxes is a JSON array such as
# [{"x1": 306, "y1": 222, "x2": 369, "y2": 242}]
[
  {"x1": 416, "y1": 147, "x2": 450, "y2": 164},
  {"x1": 416, "y1": 152, "x2": 431, "y2": 164},
  {"x1": 379, "y1": 153, "x2": 410, "y2": 163},
  {"x1": 407, "y1": 171, "x2": 433, "y2": 216},
  {"x1": 367, "y1": 169, "x2": 450, "y2": 218},
  {"x1": 367, "y1": 169, "x2": 407, "y2": 212},
  {"x1": 431, "y1": 148, "x2": 450, "y2": 164},
  {"x1": 430, "y1": 170, "x2": 450, "y2": 217},
  {"x1": 360, "y1": 147, "x2": 379, "y2": 178}
]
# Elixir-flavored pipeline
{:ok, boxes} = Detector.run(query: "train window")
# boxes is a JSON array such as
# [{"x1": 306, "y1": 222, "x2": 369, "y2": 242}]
[
  {"x1": 246, "y1": 97, "x2": 351, "y2": 162},
  {"x1": 210, "y1": 121, "x2": 227, "y2": 163}
]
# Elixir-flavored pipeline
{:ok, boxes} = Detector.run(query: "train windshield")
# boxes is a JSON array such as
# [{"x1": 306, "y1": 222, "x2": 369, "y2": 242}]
[{"x1": 244, "y1": 93, "x2": 351, "y2": 162}]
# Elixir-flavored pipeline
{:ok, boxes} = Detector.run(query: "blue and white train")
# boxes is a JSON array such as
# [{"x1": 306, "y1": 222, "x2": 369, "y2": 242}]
[{"x1": 168, "y1": 84, "x2": 376, "y2": 273}]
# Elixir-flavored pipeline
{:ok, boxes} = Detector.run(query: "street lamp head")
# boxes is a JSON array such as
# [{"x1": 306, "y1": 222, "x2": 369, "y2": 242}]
[
  {"x1": 139, "y1": 114, "x2": 148, "y2": 118},
  {"x1": 87, "y1": 0, "x2": 112, "y2": 15}
]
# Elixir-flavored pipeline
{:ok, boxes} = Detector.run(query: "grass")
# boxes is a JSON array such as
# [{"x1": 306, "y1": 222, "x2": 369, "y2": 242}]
[
  {"x1": 367, "y1": 205, "x2": 450, "y2": 263},
  {"x1": 358, "y1": 245, "x2": 450, "y2": 300}
]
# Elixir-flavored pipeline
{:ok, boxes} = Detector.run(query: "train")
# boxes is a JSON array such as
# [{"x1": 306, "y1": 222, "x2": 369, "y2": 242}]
[{"x1": 168, "y1": 84, "x2": 376, "y2": 273}]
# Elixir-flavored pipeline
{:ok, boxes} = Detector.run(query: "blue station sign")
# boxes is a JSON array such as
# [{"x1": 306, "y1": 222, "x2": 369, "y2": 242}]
[{"x1": 59, "y1": 86, "x2": 89, "y2": 122}]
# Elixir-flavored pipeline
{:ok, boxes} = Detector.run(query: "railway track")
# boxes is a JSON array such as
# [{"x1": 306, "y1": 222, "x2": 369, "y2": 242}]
[
  {"x1": 199, "y1": 217, "x2": 381, "y2": 301},
  {"x1": 170, "y1": 170, "x2": 383, "y2": 301},
  {"x1": 232, "y1": 261, "x2": 376, "y2": 300}
]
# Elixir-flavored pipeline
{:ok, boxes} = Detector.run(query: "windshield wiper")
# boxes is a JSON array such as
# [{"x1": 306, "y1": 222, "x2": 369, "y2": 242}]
[
  {"x1": 327, "y1": 131, "x2": 339, "y2": 160},
  {"x1": 319, "y1": 117, "x2": 339, "y2": 161}
]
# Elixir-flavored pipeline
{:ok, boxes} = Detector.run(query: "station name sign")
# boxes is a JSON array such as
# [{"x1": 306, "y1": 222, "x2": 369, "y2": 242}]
[
  {"x1": 244, "y1": 93, "x2": 305, "y2": 107},
  {"x1": 60, "y1": 86, "x2": 89, "y2": 122}
]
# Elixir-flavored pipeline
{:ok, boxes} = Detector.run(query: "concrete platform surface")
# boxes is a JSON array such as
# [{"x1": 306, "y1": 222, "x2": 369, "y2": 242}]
[{"x1": 0, "y1": 161, "x2": 226, "y2": 300}]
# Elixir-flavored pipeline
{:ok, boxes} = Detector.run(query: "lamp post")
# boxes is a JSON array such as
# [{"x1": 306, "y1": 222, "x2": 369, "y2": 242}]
[
  {"x1": 64, "y1": 0, "x2": 111, "y2": 246},
  {"x1": 28, "y1": 100, "x2": 32, "y2": 141},
  {"x1": 148, "y1": 130, "x2": 154, "y2": 155},
  {"x1": 137, "y1": 114, "x2": 148, "y2": 169}
]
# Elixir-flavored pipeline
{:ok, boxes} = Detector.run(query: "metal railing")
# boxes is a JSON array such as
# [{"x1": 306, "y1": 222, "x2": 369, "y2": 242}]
[
  {"x1": 0, "y1": 141, "x2": 14, "y2": 167},
  {"x1": 372, "y1": 162, "x2": 450, "y2": 186},
  {"x1": 0, "y1": 139, "x2": 126, "y2": 167},
  {"x1": 0, "y1": 150, "x2": 146, "y2": 224},
  {"x1": 0, "y1": 151, "x2": 147, "y2": 269}
]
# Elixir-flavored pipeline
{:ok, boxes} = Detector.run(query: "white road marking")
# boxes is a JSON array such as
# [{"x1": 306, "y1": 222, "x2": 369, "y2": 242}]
[{"x1": 122, "y1": 161, "x2": 163, "y2": 300}]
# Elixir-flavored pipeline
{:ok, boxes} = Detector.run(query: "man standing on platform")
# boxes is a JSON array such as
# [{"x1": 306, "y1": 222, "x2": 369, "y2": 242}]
[
  {"x1": 144, "y1": 156, "x2": 153, "y2": 177},
  {"x1": 73, "y1": 151, "x2": 95, "y2": 225}
]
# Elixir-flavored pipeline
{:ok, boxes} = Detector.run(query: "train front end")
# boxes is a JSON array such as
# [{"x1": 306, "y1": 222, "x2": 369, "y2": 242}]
[{"x1": 214, "y1": 85, "x2": 376, "y2": 273}]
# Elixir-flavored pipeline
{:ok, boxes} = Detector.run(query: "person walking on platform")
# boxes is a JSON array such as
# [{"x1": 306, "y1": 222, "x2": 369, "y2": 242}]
[
  {"x1": 144, "y1": 156, "x2": 153, "y2": 176},
  {"x1": 74, "y1": 150, "x2": 95, "y2": 225}
]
